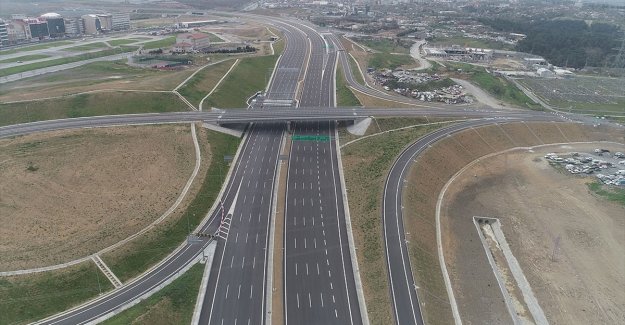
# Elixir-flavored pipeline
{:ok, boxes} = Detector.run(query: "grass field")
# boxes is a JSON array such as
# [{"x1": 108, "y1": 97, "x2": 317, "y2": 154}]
[
  {"x1": 0, "y1": 47, "x2": 135, "y2": 77},
  {"x1": 65, "y1": 42, "x2": 108, "y2": 52},
  {"x1": 0, "y1": 92, "x2": 187, "y2": 126},
  {"x1": 0, "y1": 54, "x2": 50, "y2": 64},
  {"x1": 0, "y1": 261, "x2": 113, "y2": 325},
  {"x1": 348, "y1": 54, "x2": 365, "y2": 86},
  {"x1": 102, "y1": 129, "x2": 240, "y2": 281},
  {"x1": 102, "y1": 263, "x2": 203, "y2": 325},
  {"x1": 445, "y1": 62, "x2": 540, "y2": 109},
  {"x1": 588, "y1": 182, "x2": 625, "y2": 206},
  {"x1": 108, "y1": 39, "x2": 138, "y2": 46},
  {"x1": 178, "y1": 59, "x2": 236, "y2": 107},
  {"x1": 0, "y1": 126, "x2": 196, "y2": 270},
  {"x1": 203, "y1": 54, "x2": 279, "y2": 108},
  {"x1": 368, "y1": 53, "x2": 414, "y2": 70},
  {"x1": 0, "y1": 41, "x2": 74, "y2": 55},
  {"x1": 142, "y1": 37, "x2": 176, "y2": 50},
  {"x1": 358, "y1": 38, "x2": 410, "y2": 54},
  {"x1": 341, "y1": 121, "x2": 449, "y2": 324},
  {"x1": 336, "y1": 64, "x2": 361, "y2": 106},
  {"x1": 204, "y1": 32, "x2": 225, "y2": 43}
]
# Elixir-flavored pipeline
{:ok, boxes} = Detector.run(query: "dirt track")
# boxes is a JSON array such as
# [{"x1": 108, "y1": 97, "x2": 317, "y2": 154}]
[
  {"x1": 445, "y1": 144, "x2": 625, "y2": 324},
  {"x1": 0, "y1": 126, "x2": 198, "y2": 271}
]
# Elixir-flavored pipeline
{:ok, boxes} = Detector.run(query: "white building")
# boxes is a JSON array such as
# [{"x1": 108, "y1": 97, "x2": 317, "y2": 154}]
[{"x1": 7, "y1": 19, "x2": 31, "y2": 42}]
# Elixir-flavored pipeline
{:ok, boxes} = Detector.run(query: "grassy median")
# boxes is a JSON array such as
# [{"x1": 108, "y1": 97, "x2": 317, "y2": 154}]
[
  {"x1": 102, "y1": 129, "x2": 240, "y2": 282},
  {"x1": 336, "y1": 64, "x2": 361, "y2": 107},
  {"x1": 178, "y1": 59, "x2": 236, "y2": 107},
  {"x1": 203, "y1": 54, "x2": 280, "y2": 109},
  {"x1": 102, "y1": 263, "x2": 203, "y2": 325},
  {"x1": 0, "y1": 261, "x2": 113, "y2": 325},
  {"x1": 0, "y1": 47, "x2": 136, "y2": 77},
  {"x1": 0, "y1": 92, "x2": 187, "y2": 127}
]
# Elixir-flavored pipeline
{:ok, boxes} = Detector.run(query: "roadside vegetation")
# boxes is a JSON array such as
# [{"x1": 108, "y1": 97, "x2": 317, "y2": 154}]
[
  {"x1": 0, "y1": 54, "x2": 50, "y2": 64},
  {"x1": 428, "y1": 36, "x2": 513, "y2": 50},
  {"x1": 102, "y1": 263, "x2": 203, "y2": 325},
  {"x1": 0, "y1": 41, "x2": 74, "y2": 55},
  {"x1": 0, "y1": 47, "x2": 136, "y2": 77},
  {"x1": 178, "y1": 59, "x2": 236, "y2": 107},
  {"x1": 368, "y1": 53, "x2": 413, "y2": 70},
  {"x1": 0, "y1": 261, "x2": 113, "y2": 325},
  {"x1": 142, "y1": 37, "x2": 176, "y2": 50},
  {"x1": 348, "y1": 55, "x2": 365, "y2": 86},
  {"x1": 340, "y1": 120, "x2": 452, "y2": 324},
  {"x1": 0, "y1": 92, "x2": 187, "y2": 126},
  {"x1": 357, "y1": 38, "x2": 410, "y2": 54},
  {"x1": 102, "y1": 129, "x2": 240, "y2": 281},
  {"x1": 587, "y1": 182, "x2": 625, "y2": 206},
  {"x1": 108, "y1": 39, "x2": 139, "y2": 46},
  {"x1": 203, "y1": 53, "x2": 280, "y2": 108},
  {"x1": 336, "y1": 65, "x2": 361, "y2": 106},
  {"x1": 65, "y1": 42, "x2": 108, "y2": 52}
]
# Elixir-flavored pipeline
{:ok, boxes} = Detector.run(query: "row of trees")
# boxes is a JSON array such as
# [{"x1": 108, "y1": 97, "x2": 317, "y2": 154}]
[{"x1": 480, "y1": 18, "x2": 622, "y2": 69}]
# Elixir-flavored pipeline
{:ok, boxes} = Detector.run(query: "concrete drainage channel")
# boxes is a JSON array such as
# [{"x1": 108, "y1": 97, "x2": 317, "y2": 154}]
[{"x1": 473, "y1": 217, "x2": 549, "y2": 325}]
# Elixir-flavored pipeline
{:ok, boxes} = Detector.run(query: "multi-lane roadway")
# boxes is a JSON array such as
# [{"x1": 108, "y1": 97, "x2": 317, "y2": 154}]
[{"x1": 5, "y1": 14, "x2": 573, "y2": 325}]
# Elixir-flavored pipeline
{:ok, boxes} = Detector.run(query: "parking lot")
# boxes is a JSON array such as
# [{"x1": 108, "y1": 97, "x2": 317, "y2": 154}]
[
  {"x1": 544, "y1": 148, "x2": 625, "y2": 186},
  {"x1": 518, "y1": 76, "x2": 625, "y2": 113}
]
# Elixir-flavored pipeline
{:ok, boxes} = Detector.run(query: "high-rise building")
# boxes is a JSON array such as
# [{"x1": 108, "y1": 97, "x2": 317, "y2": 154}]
[
  {"x1": 111, "y1": 13, "x2": 130, "y2": 31},
  {"x1": 0, "y1": 19, "x2": 9, "y2": 46},
  {"x1": 64, "y1": 17, "x2": 84, "y2": 36},
  {"x1": 27, "y1": 18, "x2": 49, "y2": 39},
  {"x1": 82, "y1": 14, "x2": 102, "y2": 34},
  {"x1": 40, "y1": 13, "x2": 65, "y2": 38},
  {"x1": 7, "y1": 19, "x2": 31, "y2": 42},
  {"x1": 96, "y1": 14, "x2": 113, "y2": 31}
]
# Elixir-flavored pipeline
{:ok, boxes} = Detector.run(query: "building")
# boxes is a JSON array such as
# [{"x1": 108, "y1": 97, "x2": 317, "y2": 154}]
[
  {"x1": 40, "y1": 13, "x2": 65, "y2": 38},
  {"x1": 64, "y1": 17, "x2": 84, "y2": 36},
  {"x1": 27, "y1": 18, "x2": 49, "y2": 39},
  {"x1": 0, "y1": 19, "x2": 9, "y2": 46},
  {"x1": 82, "y1": 14, "x2": 101, "y2": 34},
  {"x1": 174, "y1": 33, "x2": 211, "y2": 52},
  {"x1": 111, "y1": 13, "x2": 130, "y2": 31},
  {"x1": 177, "y1": 20, "x2": 218, "y2": 28},
  {"x1": 96, "y1": 14, "x2": 113, "y2": 31},
  {"x1": 7, "y1": 19, "x2": 31, "y2": 42}
]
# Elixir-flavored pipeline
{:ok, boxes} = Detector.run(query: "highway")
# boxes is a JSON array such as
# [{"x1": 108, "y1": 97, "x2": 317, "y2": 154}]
[
  {"x1": 282, "y1": 19, "x2": 363, "y2": 325},
  {"x1": 197, "y1": 19, "x2": 310, "y2": 325},
  {"x1": 7, "y1": 14, "x2": 568, "y2": 325}
]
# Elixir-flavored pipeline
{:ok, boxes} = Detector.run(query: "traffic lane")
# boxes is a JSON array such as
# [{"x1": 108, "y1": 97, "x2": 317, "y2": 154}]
[
  {"x1": 284, "y1": 122, "x2": 358, "y2": 325},
  {"x1": 382, "y1": 119, "x2": 516, "y2": 325},
  {"x1": 201, "y1": 124, "x2": 283, "y2": 325}
]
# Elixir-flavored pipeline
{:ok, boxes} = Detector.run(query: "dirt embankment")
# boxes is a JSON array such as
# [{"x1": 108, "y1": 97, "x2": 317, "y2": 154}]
[
  {"x1": 402, "y1": 122, "x2": 624, "y2": 324},
  {"x1": 0, "y1": 126, "x2": 198, "y2": 271}
]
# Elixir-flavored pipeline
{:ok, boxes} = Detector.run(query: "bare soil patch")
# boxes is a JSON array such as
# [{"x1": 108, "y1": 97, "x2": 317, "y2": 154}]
[
  {"x1": 401, "y1": 122, "x2": 623, "y2": 324},
  {"x1": 0, "y1": 125, "x2": 197, "y2": 271},
  {"x1": 444, "y1": 143, "x2": 625, "y2": 324}
]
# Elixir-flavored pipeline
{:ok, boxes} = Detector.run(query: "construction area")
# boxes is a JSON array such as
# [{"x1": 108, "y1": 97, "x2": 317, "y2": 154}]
[
  {"x1": 400, "y1": 122, "x2": 624, "y2": 324},
  {"x1": 0, "y1": 125, "x2": 200, "y2": 271}
]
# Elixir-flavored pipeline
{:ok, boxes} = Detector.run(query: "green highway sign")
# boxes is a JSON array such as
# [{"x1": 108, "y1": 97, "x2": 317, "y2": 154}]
[{"x1": 291, "y1": 135, "x2": 331, "y2": 142}]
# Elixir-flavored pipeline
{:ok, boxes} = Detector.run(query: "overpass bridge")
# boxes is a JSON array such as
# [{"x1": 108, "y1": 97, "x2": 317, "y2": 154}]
[{"x1": 0, "y1": 107, "x2": 565, "y2": 139}]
